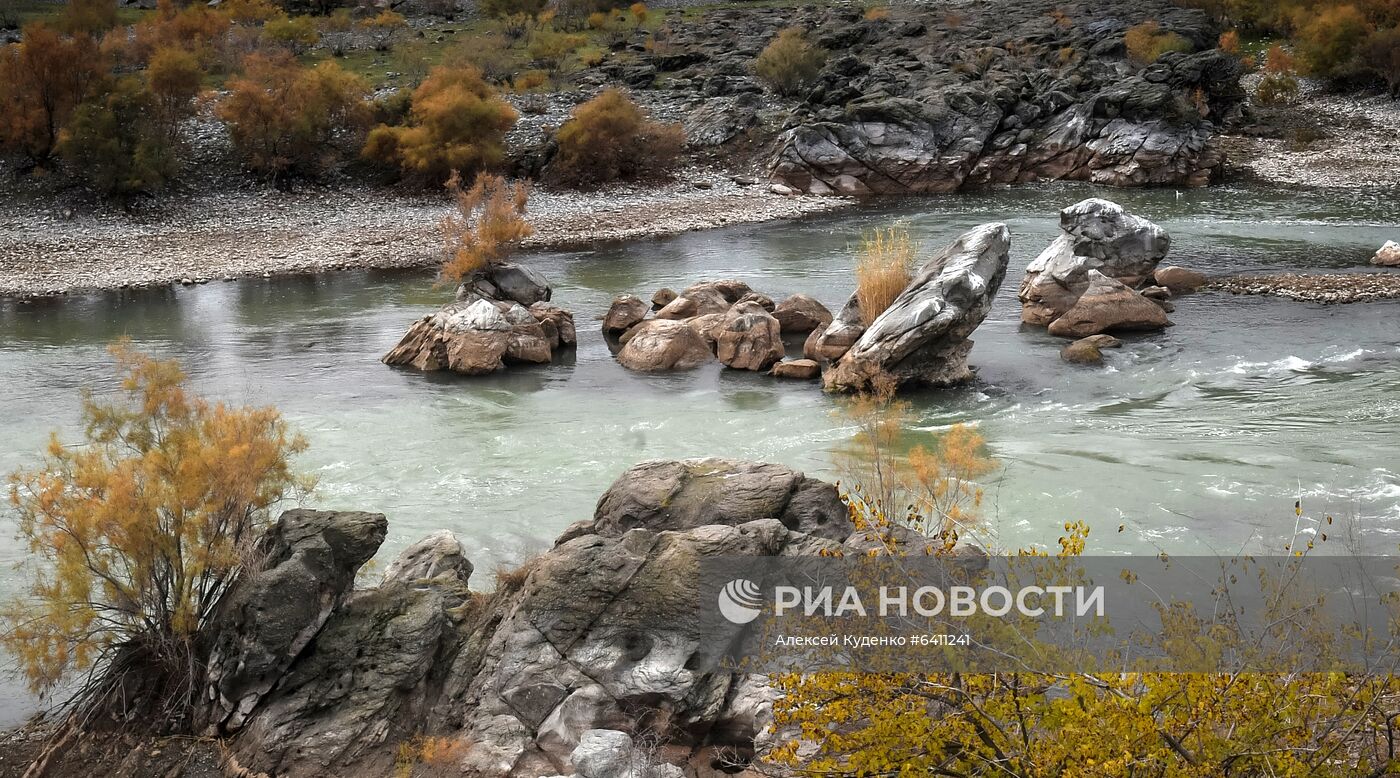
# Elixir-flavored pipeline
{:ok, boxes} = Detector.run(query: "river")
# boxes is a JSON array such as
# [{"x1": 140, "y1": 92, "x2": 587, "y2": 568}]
[{"x1": 1, "y1": 182, "x2": 1398, "y2": 722}]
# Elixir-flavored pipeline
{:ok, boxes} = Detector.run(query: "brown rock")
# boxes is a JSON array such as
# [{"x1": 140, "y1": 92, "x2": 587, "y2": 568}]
[
  {"x1": 770, "y1": 359, "x2": 821, "y2": 379},
  {"x1": 773, "y1": 293, "x2": 834, "y2": 333},
  {"x1": 687, "y1": 312, "x2": 727, "y2": 349},
  {"x1": 529, "y1": 303, "x2": 576, "y2": 349},
  {"x1": 505, "y1": 322, "x2": 553, "y2": 364},
  {"x1": 804, "y1": 296, "x2": 865, "y2": 362},
  {"x1": 603, "y1": 294, "x2": 649, "y2": 334},
  {"x1": 715, "y1": 301, "x2": 785, "y2": 371},
  {"x1": 655, "y1": 286, "x2": 729, "y2": 320},
  {"x1": 1060, "y1": 337, "x2": 1115, "y2": 364},
  {"x1": 736, "y1": 291, "x2": 775, "y2": 312},
  {"x1": 616, "y1": 320, "x2": 714, "y2": 372},
  {"x1": 1153, "y1": 265, "x2": 1208, "y2": 293},
  {"x1": 683, "y1": 279, "x2": 751, "y2": 303},
  {"x1": 1047, "y1": 271, "x2": 1171, "y2": 338},
  {"x1": 652, "y1": 288, "x2": 678, "y2": 308},
  {"x1": 1140, "y1": 285, "x2": 1172, "y2": 300}
]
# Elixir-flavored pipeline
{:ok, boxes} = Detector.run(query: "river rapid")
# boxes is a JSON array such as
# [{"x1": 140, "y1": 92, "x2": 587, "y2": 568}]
[{"x1": 1, "y1": 182, "x2": 1398, "y2": 722}]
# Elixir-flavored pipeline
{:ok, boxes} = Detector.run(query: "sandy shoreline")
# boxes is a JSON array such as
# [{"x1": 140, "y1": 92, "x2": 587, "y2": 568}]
[{"x1": 0, "y1": 171, "x2": 849, "y2": 298}]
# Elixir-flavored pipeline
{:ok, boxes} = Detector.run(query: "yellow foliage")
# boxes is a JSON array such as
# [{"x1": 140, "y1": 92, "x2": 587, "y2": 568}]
[
  {"x1": 362, "y1": 65, "x2": 517, "y2": 183},
  {"x1": 2, "y1": 342, "x2": 309, "y2": 697},
  {"x1": 394, "y1": 735, "x2": 470, "y2": 777},
  {"x1": 754, "y1": 26, "x2": 826, "y2": 97},
  {"x1": 547, "y1": 87, "x2": 683, "y2": 188},
  {"x1": 863, "y1": 5, "x2": 890, "y2": 22},
  {"x1": 360, "y1": 9, "x2": 406, "y2": 51},
  {"x1": 1218, "y1": 28, "x2": 1242, "y2": 53},
  {"x1": 439, "y1": 172, "x2": 533, "y2": 282},
  {"x1": 854, "y1": 226, "x2": 915, "y2": 326},
  {"x1": 1124, "y1": 20, "x2": 1194, "y2": 63}
]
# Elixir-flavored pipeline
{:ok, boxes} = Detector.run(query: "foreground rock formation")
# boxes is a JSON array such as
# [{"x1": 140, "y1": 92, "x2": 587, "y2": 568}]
[
  {"x1": 384, "y1": 263, "x2": 576, "y2": 375},
  {"x1": 823, "y1": 224, "x2": 1012, "y2": 393},
  {"x1": 1018, "y1": 199, "x2": 1177, "y2": 338},
  {"x1": 111, "y1": 459, "x2": 870, "y2": 778}
]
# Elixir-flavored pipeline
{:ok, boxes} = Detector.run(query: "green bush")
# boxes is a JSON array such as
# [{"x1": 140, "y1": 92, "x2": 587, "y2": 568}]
[
  {"x1": 754, "y1": 27, "x2": 826, "y2": 97},
  {"x1": 59, "y1": 77, "x2": 176, "y2": 198},
  {"x1": 1256, "y1": 71, "x2": 1301, "y2": 104}
]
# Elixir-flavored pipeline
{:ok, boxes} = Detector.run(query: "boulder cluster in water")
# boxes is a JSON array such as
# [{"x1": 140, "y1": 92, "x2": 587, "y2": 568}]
[
  {"x1": 384, "y1": 198, "x2": 1221, "y2": 387},
  {"x1": 382, "y1": 262, "x2": 576, "y2": 375}
]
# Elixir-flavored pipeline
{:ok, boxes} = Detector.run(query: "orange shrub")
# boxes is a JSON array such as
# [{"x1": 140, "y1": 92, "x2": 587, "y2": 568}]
[
  {"x1": 1218, "y1": 29, "x2": 1241, "y2": 54},
  {"x1": 754, "y1": 26, "x2": 826, "y2": 97},
  {"x1": 219, "y1": 53, "x2": 371, "y2": 184},
  {"x1": 546, "y1": 87, "x2": 683, "y2": 188},
  {"x1": 0, "y1": 24, "x2": 107, "y2": 166},
  {"x1": 440, "y1": 172, "x2": 532, "y2": 282},
  {"x1": 362, "y1": 65, "x2": 517, "y2": 183},
  {"x1": 1296, "y1": 3, "x2": 1370, "y2": 78},
  {"x1": 855, "y1": 227, "x2": 915, "y2": 326},
  {"x1": 1124, "y1": 20, "x2": 1193, "y2": 64}
]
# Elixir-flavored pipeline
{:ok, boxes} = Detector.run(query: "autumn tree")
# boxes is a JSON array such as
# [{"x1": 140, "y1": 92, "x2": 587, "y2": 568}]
[
  {"x1": 2, "y1": 343, "x2": 308, "y2": 722},
  {"x1": 545, "y1": 87, "x2": 683, "y2": 188},
  {"x1": 56, "y1": 0, "x2": 118, "y2": 36},
  {"x1": 754, "y1": 26, "x2": 825, "y2": 97},
  {"x1": 439, "y1": 172, "x2": 532, "y2": 282},
  {"x1": 1297, "y1": 3, "x2": 1371, "y2": 80},
  {"x1": 362, "y1": 65, "x2": 517, "y2": 183},
  {"x1": 0, "y1": 24, "x2": 106, "y2": 168},
  {"x1": 360, "y1": 9, "x2": 406, "y2": 51},
  {"x1": 219, "y1": 52, "x2": 370, "y2": 186},
  {"x1": 147, "y1": 45, "x2": 203, "y2": 145},
  {"x1": 1364, "y1": 26, "x2": 1400, "y2": 95}
]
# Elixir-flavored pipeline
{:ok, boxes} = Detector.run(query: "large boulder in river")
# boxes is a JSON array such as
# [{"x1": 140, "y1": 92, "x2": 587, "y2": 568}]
[
  {"x1": 1374, "y1": 241, "x2": 1400, "y2": 267},
  {"x1": 1047, "y1": 270, "x2": 1172, "y2": 338},
  {"x1": 1019, "y1": 199, "x2": 1169, "y2": 316},
  {"x1": 590, "y1": 458, "x2": 852, "y2": 541},
  {"x1": 824, "y1": 223, "x2": 1011, "y2": 393},
  {"x1": 616, "y1": 319, "x2": 714, "y2": 372},
  {"x1": 1019, "y1": 199, "x2": 1171, "y2": 327},
  {"x1": 715, "y1": 301, "x2": 785, "y2": 371},
  {"x1": 384, "y1": 298, "x2": 572, "y2": 375},
  {"x1": 773, "y1": 293, "x2": 833, "y2": 334},
  {"x1": 603, "y1": 294, "x2": 649, "y2": 335}
]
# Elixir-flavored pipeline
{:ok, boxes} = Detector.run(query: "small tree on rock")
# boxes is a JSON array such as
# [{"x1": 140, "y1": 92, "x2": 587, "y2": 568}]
[
  {"x1": 754, "y1": 26, "x2": 825, "y2": 97},
  {"x1": 440, "y1": 172, "x2": 533, "y2": 282}
]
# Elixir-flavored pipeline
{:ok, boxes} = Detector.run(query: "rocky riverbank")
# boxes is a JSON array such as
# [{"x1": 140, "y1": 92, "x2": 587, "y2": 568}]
[
  {"x1": 0, "y1": 173, "x2": 847, "y2": 299},
  {"x1": 1210, "y1": 272, "x2": 1400, "y2": 304}
]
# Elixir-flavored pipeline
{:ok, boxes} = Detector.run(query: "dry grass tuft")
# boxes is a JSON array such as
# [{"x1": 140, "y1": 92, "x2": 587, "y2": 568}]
[{"x1": 855, "y1": 227, "x2": 916, "y2": 326}]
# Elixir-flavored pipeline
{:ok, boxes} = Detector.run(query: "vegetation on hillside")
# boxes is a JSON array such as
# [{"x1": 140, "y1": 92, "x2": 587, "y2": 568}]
[
  {"x1": 546, "y1": 87, "x2": 683, "y2": 187},
  {"x1": 1182, "y1": 0, "x2": 1400, "y2": 95}
]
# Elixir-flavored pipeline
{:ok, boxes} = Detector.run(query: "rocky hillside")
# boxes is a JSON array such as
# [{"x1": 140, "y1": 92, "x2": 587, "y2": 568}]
[{"x1": 573, "y1": 0, "x2": 1243, "y2": 194}]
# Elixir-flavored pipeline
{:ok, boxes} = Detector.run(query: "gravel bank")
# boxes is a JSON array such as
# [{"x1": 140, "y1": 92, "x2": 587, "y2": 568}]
[
  {"x1": 1210, "y1": 272, "x2": 1400, "y2": 303},
  {"x1": 1221, "y1": 76, "x2": 1400, "y2": 189},
  {"x1": 0, "y1": 172, "x2": 848, "y2": 298}
]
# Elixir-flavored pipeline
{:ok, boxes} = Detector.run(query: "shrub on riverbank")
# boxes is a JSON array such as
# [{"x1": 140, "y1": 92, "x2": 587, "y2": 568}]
[
  {"x1": 0, "y1": 25, "x2": 107, "y2": 168},
  {"x1": 362, "y1": 65, "x2": 518, "y2": 184},
  {"x1": 546, "y1": 88, "x2": 683, "y2": 188},
  {"x1": 2, "y1": 343, "x2": 308, "y2": 721},
  {"x1": 1125, "y1": 20, "x2": 1193, "y2": 63},
  {"x1": 854, "y1": 228, "x2": 915, "y2": 327},
  {"x1": 219, "y1": 52, "x2": 371, "y2": 186}
]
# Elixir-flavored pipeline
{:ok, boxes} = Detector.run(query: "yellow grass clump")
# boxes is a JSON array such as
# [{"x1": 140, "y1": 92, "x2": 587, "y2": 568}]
[{"x1": 855, "y1": 227, "x2": 916, "y2": 326}]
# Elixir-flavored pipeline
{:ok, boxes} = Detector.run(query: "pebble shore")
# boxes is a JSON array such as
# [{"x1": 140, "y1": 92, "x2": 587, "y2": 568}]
[
  {"x1": 1210, "y1": 272, "x2": 1400, "y2": 304},
  {"x1": 0, "y1": 171, "x2": 849, "y2": 298}
]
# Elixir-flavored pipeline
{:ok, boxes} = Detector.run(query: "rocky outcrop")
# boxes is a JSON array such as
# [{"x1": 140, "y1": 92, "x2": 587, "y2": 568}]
[
  {"x1": 1374, "y1": 241, "x2": 1400, "y2": 267},
  {"x1": 202, "y1": 510, "x2": 388, "y2": 734},
  {"x1": 715, "y1": 301, "x2": 785, "y2": 371},
  {"x1": 616, "y1": 319, "x2": 714, "y2": 371},
  {"x1": 1047, "y1": 270, "x2": 1171, "y2": 337},
  {"x1": 758, "y1": 1, "x2": 1242, "y2": 195},
  {"x1": 460, "y1": 262, "x2": 553, "y2": 307},
  {"x1": 201, "y1": 459, "x2": 873, "y2": 778},
  {"x1": 383, "y1": 298, "x2": 577, "y2": 375},
  {"x1": 804, "y1": 295, "x2": 865, "y2": 363},
  {"x1": 590, "y1": 458, "x2": 852, "y2": 541},
  {"x1": 824, "y1": 223, "x2": 1011, "y2": 393}
]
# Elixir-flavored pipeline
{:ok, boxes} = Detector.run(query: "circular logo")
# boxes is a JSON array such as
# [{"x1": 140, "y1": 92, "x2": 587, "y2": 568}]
[{"x1": 718, "y1": 578, "x2": 764, "y2": 624}]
